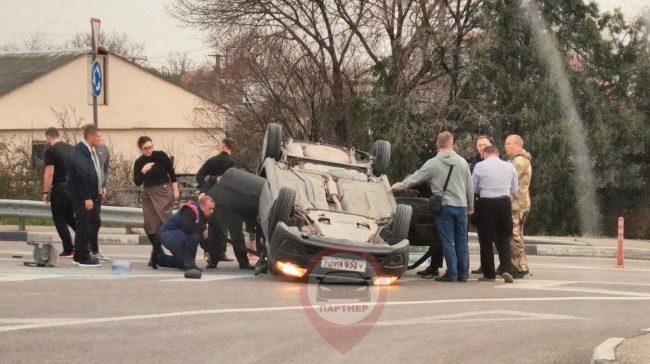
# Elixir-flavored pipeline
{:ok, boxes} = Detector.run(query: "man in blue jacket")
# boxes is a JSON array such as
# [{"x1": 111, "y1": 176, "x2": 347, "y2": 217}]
[
  {"x1": 66, "y1": 124, "x2": 104, "y2": 267},
  {"x1": 157, "y1": 195, "x2": 215, "y2": 271}
]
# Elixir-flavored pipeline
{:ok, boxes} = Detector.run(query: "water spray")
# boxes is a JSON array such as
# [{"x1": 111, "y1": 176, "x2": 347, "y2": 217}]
[{"x1": 521, "y1": 0, "x2": 601, "y2": 235}]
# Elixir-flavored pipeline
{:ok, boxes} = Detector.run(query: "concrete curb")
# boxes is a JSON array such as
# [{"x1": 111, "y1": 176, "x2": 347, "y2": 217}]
[
  {"x1": 593, "y1": 329, "x2": 650, "y2": 364},
  {"x1": 591, "y1": 337, "x2": 624, "y2": 364},
  {"x1": 17, "y1": 232, "x2": 148, "y2": 245}
]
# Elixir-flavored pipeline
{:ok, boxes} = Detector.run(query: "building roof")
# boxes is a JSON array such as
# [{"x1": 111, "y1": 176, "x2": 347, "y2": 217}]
[
  {"x1": 0, "y1": 50, "x2": 88, "y2": 97},
  {"x1": 0, "y1": 48, "x2": 214, "y2": 103}
]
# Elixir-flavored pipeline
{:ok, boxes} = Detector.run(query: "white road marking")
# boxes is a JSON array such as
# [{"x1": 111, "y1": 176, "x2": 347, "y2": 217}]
[
  {"x1": 0, "y1": 273, "x2": 245, "y2": 281},
  {"x1": 1, "y1": 296, "x2": 650, "y2": 333},
  {"x1": 0, "y1": 274, "x2": 62, "y2": 281},
  {"x1": 373, "y1": 310, "x2": 580, "y2": 327},
  {"x1": 496, "y1": 279, "x2": 650, "y2": 297}
]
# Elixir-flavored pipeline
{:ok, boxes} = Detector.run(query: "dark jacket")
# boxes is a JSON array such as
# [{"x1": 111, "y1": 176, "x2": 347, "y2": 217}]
[
  {"x1": 195, "y1": 152, "x2": 240, "y2": 188},
  {"x1": 159, "y1": 203, "x2": 207, "y2": 235},
  {"x1": 66, "y1": 142, "x2": 100, "y2": 201},
  {"x1": 468, "y1": 154, "x2": 483, "y2": 174}
]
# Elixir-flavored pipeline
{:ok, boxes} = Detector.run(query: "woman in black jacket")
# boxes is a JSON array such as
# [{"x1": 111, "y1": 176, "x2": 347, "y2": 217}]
[{"x1": 133, "y1": 136, "x2": 179, "y2": 269}]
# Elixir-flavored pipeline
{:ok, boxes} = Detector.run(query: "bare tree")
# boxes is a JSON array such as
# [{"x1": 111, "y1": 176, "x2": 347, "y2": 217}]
[
  {"x1": 67, "y1": 30, "x2": 147, "y2": 65},
  {"x1": 0, "y1": 31, "x2": 54, "y2": 52},
  {"x1": 160, "y1": 51, "x2": 195, "y2": 85},
  {"x1": 170, "y1": 0, "x2": 366, "y2": 144},
  {"x1": 50, "y1": 106, "x2": 85, "y2": 143}
]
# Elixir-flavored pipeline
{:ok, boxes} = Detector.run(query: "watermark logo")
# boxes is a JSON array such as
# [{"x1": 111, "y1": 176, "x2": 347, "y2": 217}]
[{"x1": 299, "y1": 249, "x2": 389, "y2": 353}]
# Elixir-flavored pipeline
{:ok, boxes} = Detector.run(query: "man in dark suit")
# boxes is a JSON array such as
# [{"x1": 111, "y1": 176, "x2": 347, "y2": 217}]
[{"x1": 66, "y1": 124, "x2": 104, "y2": 267}]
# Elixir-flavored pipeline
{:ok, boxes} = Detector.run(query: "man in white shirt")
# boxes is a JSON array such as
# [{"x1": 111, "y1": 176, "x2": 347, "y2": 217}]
[{"x1": 472, "y1": 146, "x2": 517, "y2": 283}]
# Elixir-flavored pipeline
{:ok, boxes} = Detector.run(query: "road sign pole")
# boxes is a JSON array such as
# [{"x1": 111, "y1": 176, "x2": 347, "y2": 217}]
[{"x1": 90, "y1": 18, "x2": 101, "y2": 127}]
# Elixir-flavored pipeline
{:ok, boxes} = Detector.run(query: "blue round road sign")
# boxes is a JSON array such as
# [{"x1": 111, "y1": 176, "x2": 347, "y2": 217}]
[{"x1": 91, "y1": 60, "x2": 102, "y2": 97}]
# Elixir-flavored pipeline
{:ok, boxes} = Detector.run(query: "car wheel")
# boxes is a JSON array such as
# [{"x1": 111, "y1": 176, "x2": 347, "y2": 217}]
[
  {"x1": 260, "y1": 123, "x2": 283, "y2": 165},
  {"x1": 268, "y1": 187, "x2": 296, "y2": 238},
  {"x1": 211, "y1": 168, "x2": 265, "y2": 216},
  {"x1": 371, "y1": 140, "x2": 391, "y2": 177},
  {"x1": 388, "y1": 204, "x2": 412, "y2": 245}
]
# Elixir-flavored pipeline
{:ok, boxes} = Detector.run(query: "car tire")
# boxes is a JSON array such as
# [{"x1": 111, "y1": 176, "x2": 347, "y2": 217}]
[
  {"x1": 261, "y1": 123, "x2": 283, "y2": 162},
  {"x1": 389, "y1": 204, "x2": 412, "y2": 245},
  {"x1": 371, "y1": 140, "x2": 391, "y2": 177},
  {"x1": 268, "y1": 187, "x2": 296, "y2": 238},
  {"x1": 209, "y1": 168, "x2": 265, "y2": 216}
]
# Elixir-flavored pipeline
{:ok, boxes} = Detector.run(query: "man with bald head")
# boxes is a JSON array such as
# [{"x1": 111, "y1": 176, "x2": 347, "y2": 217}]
[{"x1": 504, "y1": 134, "x2": 532, "y2": 278}]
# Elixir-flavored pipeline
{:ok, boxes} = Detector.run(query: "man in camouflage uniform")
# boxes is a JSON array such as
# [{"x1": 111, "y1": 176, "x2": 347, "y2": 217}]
[{"x1": 505, "y1": 135, "x2": 532, "y2": 278}]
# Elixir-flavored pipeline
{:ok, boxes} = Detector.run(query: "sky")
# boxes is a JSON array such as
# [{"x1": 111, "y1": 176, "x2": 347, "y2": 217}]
[{"x1": 0, "y1": 0, "x2": 646, "y2": 70}]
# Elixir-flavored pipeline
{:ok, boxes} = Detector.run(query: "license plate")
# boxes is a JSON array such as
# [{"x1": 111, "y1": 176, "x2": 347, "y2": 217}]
[{"x1": 321, "y1": 256, "x2": 367, "y2": 273}]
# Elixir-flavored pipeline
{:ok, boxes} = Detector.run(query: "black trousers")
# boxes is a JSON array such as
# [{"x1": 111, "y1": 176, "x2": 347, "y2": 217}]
[
  {"x1": 476, "y1": 197, "x2": 513, "y2": 279},
  {"x1": 206, "y1": 210, "x2": 249, "y2": 266},
  {"x1": 50, "y1": 184, "x2": 75, "y2": 252},
  {"x1": 72, "y1": 198, "x2": 101, "y2": 261}
]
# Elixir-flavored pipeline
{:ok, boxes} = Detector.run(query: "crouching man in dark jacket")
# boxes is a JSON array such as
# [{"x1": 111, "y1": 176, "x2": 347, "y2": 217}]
[{"x1": 157, "y1": 195, "x2": 215, "y2": 271}]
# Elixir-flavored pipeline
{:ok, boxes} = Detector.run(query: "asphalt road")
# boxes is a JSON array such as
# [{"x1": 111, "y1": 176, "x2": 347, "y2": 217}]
[{"x1": 1, "y1": 241, "x2": 649, "y2": 364}]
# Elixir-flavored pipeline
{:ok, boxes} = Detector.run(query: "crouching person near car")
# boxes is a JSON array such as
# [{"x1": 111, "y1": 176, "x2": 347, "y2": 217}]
[{"x1": 157, "y1": 195, "x2": 215, "y2": 271}]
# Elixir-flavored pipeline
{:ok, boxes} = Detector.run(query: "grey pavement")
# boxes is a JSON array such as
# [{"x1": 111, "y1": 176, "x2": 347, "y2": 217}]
[
  {"x1": 1, "y1": 241, "x2": 650, "y2": 363},
  {"x1": 616, "y1": 332, "x2": 650, "y2": 364}
]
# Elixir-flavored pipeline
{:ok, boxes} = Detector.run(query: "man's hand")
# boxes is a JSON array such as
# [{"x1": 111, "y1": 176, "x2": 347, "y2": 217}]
[
  {"x1": 389, "y1": 183, "x2": 401, "y2": 193},
  {"x1": 43, "y1": 193, "x2": 50, "y2": 204},
  {"x1": 173, "y1": 188, "x2": 180, "y2": 201},
  {"x1": 85, "y1": 199, "x2": 93, "y2": 210},
  {"x1": 468, "y1": 209, "x2": 474, "y2": 216},
  {"x1": 141, "y1": 162, "x2": 155, "y2": 174},
  {"x1": 197, "y1": 193, "x2": 205, "y2": 201},
  {"x1": 101, "y1": 188, "x2": 107, "y2": 202}
]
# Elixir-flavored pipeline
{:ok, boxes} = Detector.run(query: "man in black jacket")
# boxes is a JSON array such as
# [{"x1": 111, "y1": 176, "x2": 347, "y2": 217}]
[
  {"x1": 66, "y1": 125, "x2": 104, "y2": 267},
  {"x1": 42, "y1": 127, "x2": 76, "y2": 257},
  {"x1": 195, "y1": 137, "x2": 239, "y2": 188},
  {"x1": 196, "y1": 137, "x2": 244, "y2": 266}
]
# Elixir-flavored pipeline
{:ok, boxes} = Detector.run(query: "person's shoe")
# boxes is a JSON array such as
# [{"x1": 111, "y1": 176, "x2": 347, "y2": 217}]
[
  {"x1": 478, "y1": 277, "x2": 496, "y2": 282},
  {"x1": 471, "y1": 266, "x2": 483, "y2": 274},
  {"x1": 76, "y1": 256, "x2": 101, "y2": 267},
  {"x1": 417, "y1": 266, "x2": 440, "y2": 278},
  {"x1": 92, "y1": 253, "x2": 110, "y2": 262},
  {"x1": 205, "y1": 262, "x2": 218, "y2": 269},
  {"x1": 216, "y1": 254, "x2": 234, "y2": 262},
  {"x1": 458, "y1": 276, "x2": 468, "y2": 283},
  {"x1": 501, "y1": 272, "x2": 514, "y2": 283},
  {"x1": 148, "y1": 251, "x2": 158, "y2": 270},
  {"x1": 59, "y1": 250, "x2": 74, "y2": 257},
  {"x1": 254, "y1": 260, "x2": 268, "y2": 276},
  {"x1": 434, "y1": 274, "x2": 457, "y2": 282},
  {"x1": 239, "y1": 264, "x2": 255, "y2": 271}
]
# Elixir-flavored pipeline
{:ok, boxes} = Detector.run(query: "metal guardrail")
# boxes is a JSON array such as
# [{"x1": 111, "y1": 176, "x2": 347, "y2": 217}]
[{"x1": 0, "y1": 199, "x2": 144, "y2": 231}]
